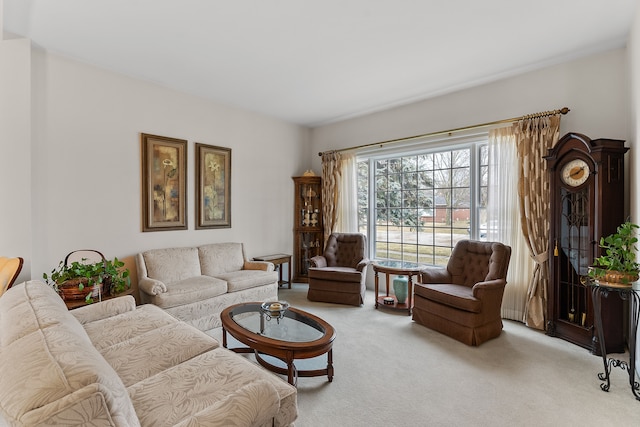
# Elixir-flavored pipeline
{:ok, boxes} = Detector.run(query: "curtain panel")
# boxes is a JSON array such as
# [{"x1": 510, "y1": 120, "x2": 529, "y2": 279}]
[
  {"x1": 487, "y1": 127, "x2": 535, "y2": 323},
  {"x1": 321, "y1": 151, "x2": 342, "y2": 246},
  {"x1": 515, "y1": 115, "x2": 561, "y2": 330}
]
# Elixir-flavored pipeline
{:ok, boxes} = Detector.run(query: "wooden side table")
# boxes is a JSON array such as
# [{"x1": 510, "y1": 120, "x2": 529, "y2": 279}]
[
  {"x1": 63, "y1": 288, "x2": 135, "y2": 310},
  {"x1": 373, "y1": 260, "x2": 422, "y2": 315},
  {"x1": 253, "y1": 254, "x2": 292, "y2": 288}
]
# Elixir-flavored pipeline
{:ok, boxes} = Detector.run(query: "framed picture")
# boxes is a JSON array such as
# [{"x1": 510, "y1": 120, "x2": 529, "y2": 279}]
[
  {"x1": 195, "y1": 143, "x2": 231, "y2": 229},
  {"x1": 141, "y1": 133, "x2": 187, "y2": 232}
]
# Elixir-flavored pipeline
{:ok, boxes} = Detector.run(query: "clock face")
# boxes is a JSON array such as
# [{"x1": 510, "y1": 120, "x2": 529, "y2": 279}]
[{"x1": 561, "y1": 158, "x2": 590, "y2": 187}]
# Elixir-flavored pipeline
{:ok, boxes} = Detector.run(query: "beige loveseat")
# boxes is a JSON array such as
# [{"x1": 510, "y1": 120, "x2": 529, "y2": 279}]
[
  {"x1": 137, "y1": 243, "x2": 278, "y2": 331},
  {"x1": 0, "y1": 280, "x2": 297, "y2": 426}
]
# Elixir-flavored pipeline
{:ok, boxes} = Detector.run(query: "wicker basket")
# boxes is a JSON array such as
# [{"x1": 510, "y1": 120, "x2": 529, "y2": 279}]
[
  {"x1": 58, "y1": 277, "x2": 104, "y2": 301},
  {"x1": 58, "y1": 250, "x2": 108, "y2": 300}
]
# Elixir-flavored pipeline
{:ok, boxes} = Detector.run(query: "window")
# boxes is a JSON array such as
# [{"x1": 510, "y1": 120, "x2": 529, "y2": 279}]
[{"x1": 357, "y1": 137, "x2": 488, "y2": 266}]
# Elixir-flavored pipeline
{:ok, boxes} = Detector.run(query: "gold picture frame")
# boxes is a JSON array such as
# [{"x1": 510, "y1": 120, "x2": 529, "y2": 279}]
[
  {"x1": 195, "y1": 143, "x2": 231, "y2": 229},
  {"x1": 141, "y1": 133, "x2": 187, "y2": 232}
]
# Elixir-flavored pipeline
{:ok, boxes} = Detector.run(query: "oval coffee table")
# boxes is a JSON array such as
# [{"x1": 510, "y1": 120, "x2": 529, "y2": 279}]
[{"x1": 221, "y1": 302, "x2": 336, "y2": 386}]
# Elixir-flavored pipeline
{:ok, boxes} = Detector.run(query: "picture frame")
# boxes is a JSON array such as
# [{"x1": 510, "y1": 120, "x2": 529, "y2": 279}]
[
  {"x1": 195, "y1": 143, "x2": 231, "y2": 229},
  {"x1": 141, "y1": 133, "x2": 187, "y2": 232}
]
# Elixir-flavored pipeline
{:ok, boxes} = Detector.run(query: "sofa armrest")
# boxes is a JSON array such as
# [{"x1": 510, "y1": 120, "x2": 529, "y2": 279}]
[
  {"x1": 243, "y1": 260, "x2": 274, "y2": 272},
  {"x1": 71, "y1": 295, "x2": 136, "y2": 324},
  {"x1": 173, "y1": 380, "x2": 279, "y2": 427},
  {"x1": 138, "y1": 277, "x2": 167, "y2": 296},
  {"x1": 310, "y1": 256, "x2": 327, "y2": 268},
  {"x1": 356, "y1": 258, "x2": 370, "y2": 272},
  {"x1": 420, "y1": 267, "x2": 452, "y2": 284}
]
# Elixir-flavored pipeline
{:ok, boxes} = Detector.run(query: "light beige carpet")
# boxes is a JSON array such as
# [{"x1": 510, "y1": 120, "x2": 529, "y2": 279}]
[{"x1": 210, "y1": 283, "x2": 640, "y2": 426}]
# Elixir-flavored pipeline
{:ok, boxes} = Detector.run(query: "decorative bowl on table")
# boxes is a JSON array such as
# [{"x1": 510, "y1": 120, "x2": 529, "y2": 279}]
[{"x1": 261, "y1": 301, "x2": 289, "y2": 321}]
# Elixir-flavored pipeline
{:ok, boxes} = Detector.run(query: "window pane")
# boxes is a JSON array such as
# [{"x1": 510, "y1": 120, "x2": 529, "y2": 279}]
[
  {"x1": 433, "y1": 169, "x2": 451, "y2": 188},
  {"x1": 452, "y1": 168, "x2": 469, "y2": 187},
  {"x1": 452, "y1": 149, "x2": 470, "y2": 167},
  {"x1": 403, "y1": 156, "x2": 417, "y2": 172},
  {"x1": 452, "y1": 188, "x2": 470, "y2": 208},
  {"x1": 403, "y1": 172, "x2": 418, "y2": 190},
  {"x1": 418, "y1": 170, "x2": 433, "y2": 189},
  {"x1": 480, "y1": 145, "x2": 488, "y2": 165}
]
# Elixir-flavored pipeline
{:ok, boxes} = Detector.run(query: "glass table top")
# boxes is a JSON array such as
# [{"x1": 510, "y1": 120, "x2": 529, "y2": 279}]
[
  {"x1": 228, "y1": 303, "x2": 325, "y2": 343},
  {"x1": 373, "y1": 260, "x2": 422, "y2": 270}
]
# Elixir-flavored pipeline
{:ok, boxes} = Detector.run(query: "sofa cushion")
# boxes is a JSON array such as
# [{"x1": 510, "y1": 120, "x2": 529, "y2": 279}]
[
  {"x1": 98, "y1": 322, "x2": 220, "y2": 387},
  {"x1": 414, "y1": 283, "x2": 482, "y2": 313},
  {"x1": 128, "y1": 347, "x2": 297, "y2": 427},
  {"x1": 173, "y1": 380, "x2": 280, "y2": 427},
  {"x1": 83, "y1": 304, "x2": 181, "y2": 351},
  {"x1": 142, "y1": 247, "x2": 202, "y2": 283},
  {"x1": 198, "y1": 242, "x2": 245, "y2": 275},
  {"x1": 144, "y1": 275, "x2": 228, "y2": 310},
  {"x1": 0, "y1": 279, "x2": 86, "y2": 346},
  {"x1": 215, "y1": 270, "x2": 278, "y2": 293}
]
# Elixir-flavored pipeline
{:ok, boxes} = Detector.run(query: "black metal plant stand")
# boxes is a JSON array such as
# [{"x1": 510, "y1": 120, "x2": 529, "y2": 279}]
[{"x1": 588, "y1": 280, "x2": 640, "y2": 400}]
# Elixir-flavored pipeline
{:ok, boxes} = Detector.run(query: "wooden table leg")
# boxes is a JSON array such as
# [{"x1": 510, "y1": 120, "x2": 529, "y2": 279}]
[
  {"x1": 327, "y1": 349, "x2": 334, "y2": 382},
  {"x1": 407, "y1": 275, "x2": 414, "y2": 315},
  {"x1": 287, "y1": 257, "x2": 292, "y2": 288},
  {"x1": 374, "y1": 270, "x2": 379, "y2": 308}
]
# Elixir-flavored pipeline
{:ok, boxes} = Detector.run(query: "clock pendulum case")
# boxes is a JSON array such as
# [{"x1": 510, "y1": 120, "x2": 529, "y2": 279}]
[{"x1": 544, "y1": 132, "x2": 628, "y2": 354}]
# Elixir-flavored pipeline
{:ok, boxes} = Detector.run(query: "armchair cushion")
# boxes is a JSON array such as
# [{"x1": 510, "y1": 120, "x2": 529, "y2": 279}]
[
  {"x1": 308, "y1": 267, "x2": 364, "y2": 283},
  {"x1": 414, "y1": 283, "x2": 481, "y2": 313}
]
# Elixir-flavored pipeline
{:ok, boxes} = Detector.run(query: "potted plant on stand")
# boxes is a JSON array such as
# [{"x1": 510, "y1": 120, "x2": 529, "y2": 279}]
[
  {"x1": 588, "y1": 221, "x2": 640, "y2": 287},
  {"x1": 44, "y1": 256, "x2": 131, "y2": 303}
]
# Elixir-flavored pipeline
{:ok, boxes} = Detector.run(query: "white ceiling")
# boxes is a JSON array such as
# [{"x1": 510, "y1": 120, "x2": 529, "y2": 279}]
[{"x1": 3, "y1": 1, "x2": 638, "y2": 127}]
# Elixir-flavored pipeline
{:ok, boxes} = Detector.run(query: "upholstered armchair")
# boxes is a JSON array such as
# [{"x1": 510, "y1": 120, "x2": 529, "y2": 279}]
[
  {"x1": 307, "y1": 233, "x2": 369, "y2": 306},
  {"x1": 413, "y1": 240, "x2": 511, "y2": 346},
  {"x1": 0, "y1": 256, "x2": 24, "y2": 297}
]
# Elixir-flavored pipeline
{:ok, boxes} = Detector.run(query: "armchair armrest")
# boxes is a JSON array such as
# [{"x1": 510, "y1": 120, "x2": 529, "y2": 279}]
[
  {"x1": 138, "y1": 277, "x2": 167, "y2": 296},
  {"x1": 472, "y1": 279, "x2": 507, "y2": 299},
  {"x1": 71, "y1": 295, "x2": 136, "y2": 324},
  {"x1": 310, "y1": 255, "x2": 327, "y2": 268},
  {"x1": 472, "y1": 278, "x2": 507, "y2": 314},
  {"x1": 243, "y1": 260, "x2": 274, "y2": 272},
  {"x1": 420, "y1": 267, "x2": 452, "y2": 284},
  {"x1": 356, "y1": 258, "x2": 370, "y2": 272}
]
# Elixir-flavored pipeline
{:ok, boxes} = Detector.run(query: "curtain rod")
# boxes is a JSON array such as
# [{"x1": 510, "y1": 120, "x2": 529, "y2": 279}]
[{"x1": 318, "y1": 107, "x2": 570, "y2": 156}]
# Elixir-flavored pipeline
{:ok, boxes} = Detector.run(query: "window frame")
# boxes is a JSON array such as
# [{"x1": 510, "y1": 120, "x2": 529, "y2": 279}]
[{"x1": 357, "y1": 133, "x2": 488, "y2": 266}]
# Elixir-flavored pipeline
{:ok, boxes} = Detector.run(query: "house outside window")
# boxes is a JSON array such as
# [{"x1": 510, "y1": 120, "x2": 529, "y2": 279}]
[{"x1": 357, "y1": 137, "x2": 488, "y2": 266}]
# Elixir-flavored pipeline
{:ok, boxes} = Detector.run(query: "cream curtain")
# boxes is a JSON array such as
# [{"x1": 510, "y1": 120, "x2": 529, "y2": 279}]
[
  {"x1": 335, "y1": 153, "x2": 358, "y2": 233},
  {"x1": 515, "y1": 115, "x2": 561, "y2": 330},
  {"x1": 321, "y1": 151, "x2": 342, "y2": 245},
  {"x1": 487, "y1": 127, "x2": 536, "y2": 322}
]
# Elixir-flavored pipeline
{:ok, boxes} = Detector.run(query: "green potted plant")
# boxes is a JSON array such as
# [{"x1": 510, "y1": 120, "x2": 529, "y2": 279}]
[
  {"x1": 588, "y1": 221, "x2": 640, "y2": 286},
  {"x1": 43, "y1": 257, "x2": 131, "y2": 303}
]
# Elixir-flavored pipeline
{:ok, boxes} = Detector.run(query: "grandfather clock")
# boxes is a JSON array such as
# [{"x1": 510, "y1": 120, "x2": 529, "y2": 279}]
[{"x1": 544, "y1": 132, "x2": 628, "y2": 354}]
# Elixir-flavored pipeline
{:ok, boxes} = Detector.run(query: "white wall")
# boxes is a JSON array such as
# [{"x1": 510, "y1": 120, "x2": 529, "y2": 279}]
[
  {"x1": 0, "y1": 38, "x2": 31, "y2": 283},
  {"x1": 628, "y1": 0, "x2": 640, "y2": 379},
  {"x1": 310, "y1": 48, "x2": 629, "y2": 175},
  {"x1": 21, "y1": 46, "x2": 310, "y2": 283}
]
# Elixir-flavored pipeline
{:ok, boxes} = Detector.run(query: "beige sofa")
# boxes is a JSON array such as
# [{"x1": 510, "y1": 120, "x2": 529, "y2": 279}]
[
  {"x1": 137, "y1": 243, "x2": 278, "y2": 331},
  {"x1": 0, "y1": 280, "x2": 297, "y2": 426}
]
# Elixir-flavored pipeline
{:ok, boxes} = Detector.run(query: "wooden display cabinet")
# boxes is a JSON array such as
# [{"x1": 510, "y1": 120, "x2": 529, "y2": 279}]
[
  {"x1": 292, "y1": 176, "x2": 323, "y2": 283},
  {"x1": 544, "y1": 133, "x2": 628, "y2": 354}
]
